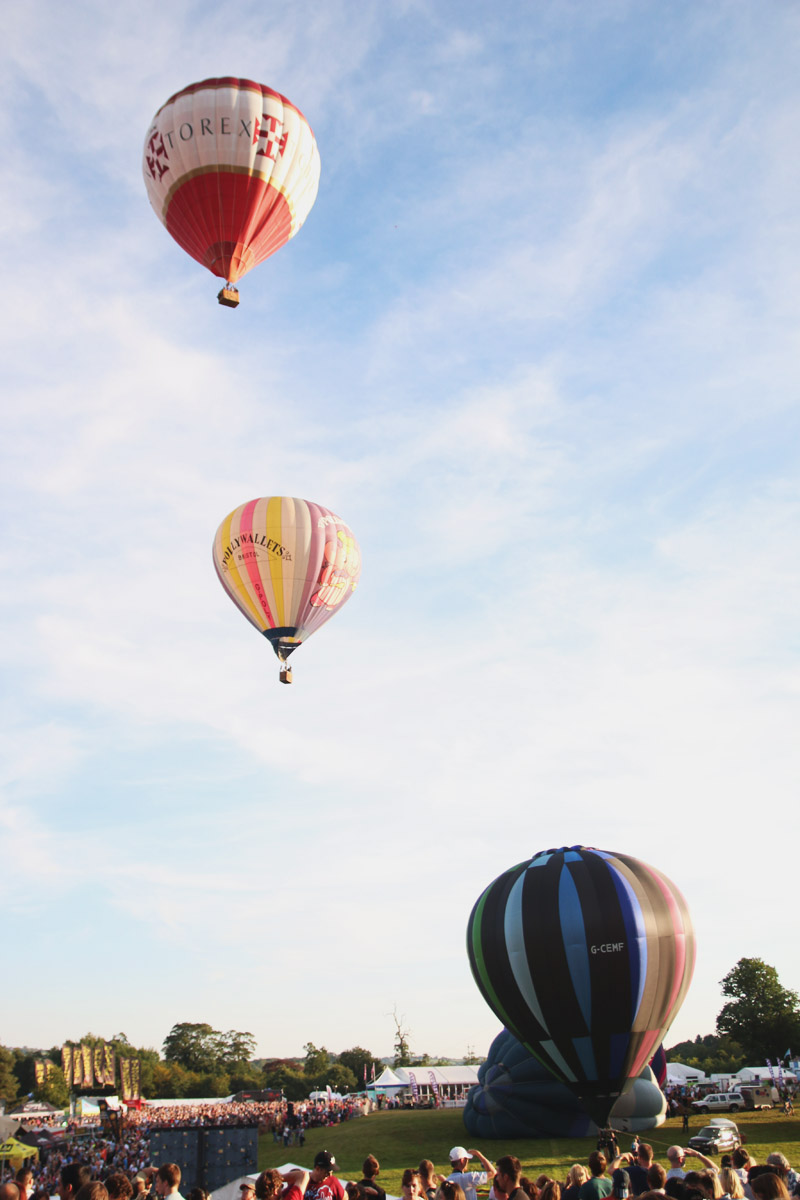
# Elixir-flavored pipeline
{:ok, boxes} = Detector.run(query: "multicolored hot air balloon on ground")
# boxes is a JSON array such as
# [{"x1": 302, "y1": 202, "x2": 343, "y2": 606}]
[
  {"x1": 143, "y1": 77, "x2": 320, "y2": 306},
  {"x1": 212, "y1": 496, "x2": 360, "y2": 684},
  {"x1": 467, "y1": 845, "x2": 695, "y2": 1128}
]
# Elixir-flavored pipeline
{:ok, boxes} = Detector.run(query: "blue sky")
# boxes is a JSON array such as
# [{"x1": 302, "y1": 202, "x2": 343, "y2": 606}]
[{"x1": 1, "y1": 0, "x2": 799, "y2": 1065}]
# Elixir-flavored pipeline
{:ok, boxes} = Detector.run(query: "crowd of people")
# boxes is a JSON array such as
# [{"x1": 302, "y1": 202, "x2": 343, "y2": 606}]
[{"x1": 1, "y1": 1106, "x2": 799, "y2": 1200}]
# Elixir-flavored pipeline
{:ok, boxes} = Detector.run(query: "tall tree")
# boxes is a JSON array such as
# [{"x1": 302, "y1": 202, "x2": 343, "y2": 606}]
[
  {"x1": 303, "y1": 1043, "x2": 330, "y2": 1078},
  {"x1": 338, "y1": 1047, "x2": 381, "y2": 1085},
  {"x1": 391, "y1": 1008, "x2": 412, "y2": 1067},
  {"x1": 162, "y1": 1022, "x2": 254, "y2": 1075},
  {"x1": 716, "y1": 958, "x2": 800, "y2": 1062},
  {"x1": 0, "y1": 1046, "x2": 19, "y2": 1107}
]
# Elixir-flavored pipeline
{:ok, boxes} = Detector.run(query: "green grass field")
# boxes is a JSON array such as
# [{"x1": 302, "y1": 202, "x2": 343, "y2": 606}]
[{"x1": 257, "y1": 1107, "x2": 800, "y2": 1196}]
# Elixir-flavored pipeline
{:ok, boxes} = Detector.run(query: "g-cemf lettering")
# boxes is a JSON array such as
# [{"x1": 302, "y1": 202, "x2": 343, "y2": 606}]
[{"x1": 590, "y1": 942, "x2": 625, "y2": 954}]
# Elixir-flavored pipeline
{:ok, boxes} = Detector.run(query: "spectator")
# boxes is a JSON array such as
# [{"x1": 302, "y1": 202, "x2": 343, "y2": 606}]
[
  {"x1": 718, "y1": 1171, "x2": 744, "y2": 1200},
  {"x1": 447, "y1": 1149, "x2": 496, "y2": 1200},
  {"x1": 420, "y1": 1164, "x2": 443, "y2": 1200},
  {"x1": 75, "y1": 1186, "x2": 108, "y2": 1200},
  {"x1": 611, "y1": 1172, "x2": 630, "y2": 1200},
  {"x1": 15, "y1": 1170, "x2": 33, "y2": 1200},
  {"x1": 564, "y1": 1168, "x2": 588, "y2": 1200},
  {"x1": 359, "y1": 1157, "x2": 386, "y2": 1200},
  {"x1": 155, "y1": 1166, "x2": 183, "y2": 1200},
  {"x1": 494, "y1": 1158, "x2": 526, "y2": 1200},
  {"x1": 106, "y1": 1176, "x2": 133, "y2": 1200},
  {"x1": 749, "y1": 1178, "x2": 788, "y2": 1200},
  {"x1": 579, "y1": 1153, "x2": 612, "y2": 1200},
  {"x1": 255, "y1": 1172, "x2": 309, "y2": 1200},
  {"x1": 765, "y1": 1158, "x2": 797, "y2": 1196},
  {"x1": 60, "y1": 1165, "x2": 93, "y2": 1200},
  {"x1": 647, "y1": 1168, "x2": 667, "y2": 1195},
  {"x1": 401, "y1": 1173, "x2": 424, "y2": 1200},
  {"x1": 628, "y1": 1147, "x2": 655, "y2": 1197}
]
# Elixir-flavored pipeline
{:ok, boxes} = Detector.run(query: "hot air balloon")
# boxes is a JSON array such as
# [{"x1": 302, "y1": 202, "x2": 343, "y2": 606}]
[
  {"x1": 463, "y1": 1028, "x2": 667, "y2": 1139},
  {"x1": 143, "y1": 77, "x2": 320, "y2": 306},
  {"x1": 212, "y1": 496, "x2": 360, "y2": 683},
  {"x1": 466, "y1": 845, "x2": 695, "y2": 1129}
]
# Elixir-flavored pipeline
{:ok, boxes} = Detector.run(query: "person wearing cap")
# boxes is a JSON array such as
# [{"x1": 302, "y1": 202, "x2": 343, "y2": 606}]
[
  {"x1": 239, "y1": 1184, "x2": 256, "y2": 1200},
  {"x1": 447, "y1": 1147, "x2": 496, "y2": 1200},
  {"x1": 611, "y1": 1171, "x2": 630, "y2": 1200},
  {"x1": 306, "y1": 1153, "x2": 345, "y2": 1200}
]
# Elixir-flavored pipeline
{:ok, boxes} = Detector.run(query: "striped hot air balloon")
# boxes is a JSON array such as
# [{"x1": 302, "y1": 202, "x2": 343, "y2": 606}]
[
  {"x1": 143, "y1": 77, "x2": 320, "y2": 304},
  {"x1": 212, "y1": 496, "x2": 360, "y2": 683},
  {"x1": 466, "y1": 845, "x2": 695, "y2": 1128}
]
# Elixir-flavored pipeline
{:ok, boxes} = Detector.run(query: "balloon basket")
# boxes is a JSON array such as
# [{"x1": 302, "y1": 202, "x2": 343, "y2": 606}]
[
  {"x1": 217, "y1": 286, "x2": 240, "y2": 308},
  {"x1": 279, "y1": 667, "x2": 293, "y2": 685}
]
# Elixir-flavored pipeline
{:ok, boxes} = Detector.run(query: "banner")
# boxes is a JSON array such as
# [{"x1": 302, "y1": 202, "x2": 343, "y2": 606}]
[
  {"x1": 62, "y1": 1045, "x2": 73, "y2": 1086},
  {"x1": 131, "y1": 1059, "x2": 140, "y2": 1100},
  {"x1": 428, "y1": 1069, "x2": 440, "y2": 1100},
  {"x1": 82, "y1": 1044, "x2": 93, "y2": 1087},
  {"x1": 35, "y1": 1061, "x2": 46, "y2": 1088},
  {"x1": 104, "y1": 1045, "x2": 115, "y2": 1087},
  {"x1": 120, "y1": 1058, "x2": 131, "y2": 1101},
  {"x1": 767, "y1": 1059, "x2": 776, "y2": 1087},
  {"x1": 408, "y1": 1070, "x2": 419, "y2": 1102},
  {"x1": 778, "y1": 1064, "x2": 785, "y2": 1090},
  {"x1": 326, "y1": 1084, "x2": 332, "y2": 1104},
  {"x1": 73, "y1": 1048, "x2": 83, "y2": 1088},
  {"x1": 93, "y1": 1046, "x2": 105, "y2": 1088}
]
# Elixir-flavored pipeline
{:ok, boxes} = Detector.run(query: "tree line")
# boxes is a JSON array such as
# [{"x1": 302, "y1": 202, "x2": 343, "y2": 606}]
[
  {"x1": 0, "y1": 1022, "x2": 454, "y2": 1109},
  {"x1": 666, "y1": 957, "x2": 800, "y2": 1073},
  {"x1": 3, "y1": 958, "x2": 797, "y2": 1107}
]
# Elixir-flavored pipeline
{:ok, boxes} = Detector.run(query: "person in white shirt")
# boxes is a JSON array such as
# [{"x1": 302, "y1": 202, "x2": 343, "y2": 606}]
[{"x1": 446, "y1": 1148, "x2": 496, "y2": 1200}]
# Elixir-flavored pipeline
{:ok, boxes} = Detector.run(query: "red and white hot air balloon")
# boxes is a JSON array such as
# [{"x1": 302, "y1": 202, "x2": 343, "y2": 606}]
[{"x1": 143, "y1": 77, "x2": 320, "y2": 306}]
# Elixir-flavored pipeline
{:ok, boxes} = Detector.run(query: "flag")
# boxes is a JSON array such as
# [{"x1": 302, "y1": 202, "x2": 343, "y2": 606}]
[
  {"x1": 131, "y1": 1059, "x2": 140, "y2": 1099},
  {"x1": 104, "y1": 1045, "x2": 115, "y2": 1087},
  {"x1": 82, "y1": 1044, "x2": 93, "y2": 1085},
  {"x1": 93, "y1": 1046, "x2": 104, "y2": 1087},
  {"x1": 363, "y1": 1063, "x2": 367, "y2": 1084},
  {"x1": 62, "y1": 1045, "x2": 73, "y2": 1085},
  {"x1": 408, "y1": 1071, "x2": 420, "y2": 1102},
  {"x1": 73, "y1": 1049, "x2": 83, "y2": 1088},
  {"x1": 120, "y1": 1057, "x2": 131, "y2": 1100},
  {"x1": 371, "y1": 1063, "x2": 376, "y2": 1082},
  {"x1": 428, "y1": 1069, "x2": 440, "y2": 1100},
  {"x1": 34, "y1": 1061, "x2": 45, "y2": 1088}
]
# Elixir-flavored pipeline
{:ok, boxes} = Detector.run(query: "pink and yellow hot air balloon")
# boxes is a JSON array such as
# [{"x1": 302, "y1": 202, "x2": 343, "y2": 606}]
[
  {"x1": 212, "y1": 497, "x2": 361, "y2": 683},
  {"x1": 143, "y1": 77, "x2": 320, "y2": 306}
]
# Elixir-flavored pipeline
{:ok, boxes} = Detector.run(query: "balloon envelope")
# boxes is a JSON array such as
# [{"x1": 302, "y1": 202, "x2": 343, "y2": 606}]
[
  {"x1": 466, "y1": 845, "x2": 695, "y2": 1127},
  {"x1": 143, "y1": 77, "x2": 320, "y2": 284},
  {"x1": 212, "y1": 496, "x2": 360, "y2": 664},
  {"x1": 463, "y1": 1028, "x2": 667, "y2": 1139}
]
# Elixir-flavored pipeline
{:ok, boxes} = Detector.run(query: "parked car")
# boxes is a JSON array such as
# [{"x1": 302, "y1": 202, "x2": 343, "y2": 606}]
[
  {"x1": 688, "y1": 1120, "x2": 741, "y2": 1154},
  {"x1": 692, "y1": 1091, "x2": 745, "y2": 1112}
]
